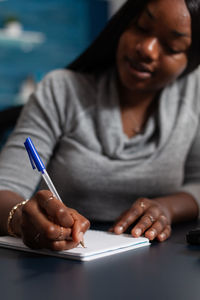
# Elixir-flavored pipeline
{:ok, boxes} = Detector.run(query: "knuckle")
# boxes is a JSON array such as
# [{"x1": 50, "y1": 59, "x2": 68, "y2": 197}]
[
  {"x1": 36, "y1": 190, "x2": 52, "y2": 197},
  {"x1": 56, "y1": 207, "x2": 66, "y2": 219},
  {"x1": 159, "y1": 214, "x2": 168, "y2": 225},
  {"x1": 36, "y1": 190, "x2": 44, "y2": 197},
  {"x1": 35, "y1": 190, "x2": 47, "y2": 199},
  {"x1": 50, "y1": 241, "x2": 64, "y2": 251},
  {"x1": 138, "y1": 197, "x2": 150, "y2": 205},
  {"x1": 130, "y1": 207, "x2": 140, "y2": 217},
  {"x1": 69, "y1": 208, "x2": 78, "y2": 214},
  {"x1": 143, "y1": 222, "x2": 149, "y2": 229},
  {"x1": 142, "y1": 219, "x2": 149, "y2": 228},
  {"x1": 154, "y1": 222, "x2": 163, "y2": 232},
  {"x1": 139, "y1": 222, "x2": 147, "y2": 231},
  {"x1": 141, "y1": 214, "x2": 152, "y2": 225},
  {"x1": 45, "y1": 225, "x2": 57, "y2": 239},
  {"x1": 36, "y1": 190, "x2": 52, "y2": 202},
  {"x1": 125, "y1": 215, "x2": 134, "y2": 225},
  {"x1": 21, "y1": 200, "x2": 33, "y2": 216},
  {"x1": 132, "y1": 197, "x2": 152, "y2": 212},
  {"x1": 69, "y1": 208, "x2": 79, "y2": 219},
  {"x1": 149, "y1": 206, "x2": 159, "y2": 217},
  {"x1": 138, "y1": 197, "x2": 146, "y2": 202}
]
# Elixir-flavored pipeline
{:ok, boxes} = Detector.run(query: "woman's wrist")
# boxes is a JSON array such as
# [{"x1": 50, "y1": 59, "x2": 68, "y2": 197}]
[
  {"x1": 7, "y1": 200, "x2": 28, "y2": 237},
  {"x1": 154, "y1": 197, "x2": 173, "y2": 223},
  {"x1": 154, "y1": 192, "x2": 199, "y2": 223}
]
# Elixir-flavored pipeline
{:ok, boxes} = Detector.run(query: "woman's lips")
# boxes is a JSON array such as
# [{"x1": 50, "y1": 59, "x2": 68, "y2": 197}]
[{"x1": 125, "y1": 57, "x2": 154, "y2": 79}]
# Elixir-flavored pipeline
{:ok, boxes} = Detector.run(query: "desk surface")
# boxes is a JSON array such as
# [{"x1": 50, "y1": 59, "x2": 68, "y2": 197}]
[{"x1": 0, "y1": 221, "x2": 200, "y2": 300}]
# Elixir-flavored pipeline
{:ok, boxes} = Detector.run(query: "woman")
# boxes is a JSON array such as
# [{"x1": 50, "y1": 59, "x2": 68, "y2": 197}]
[{"x1": 0, "y1": 0, "x2": 200, "y2": 250}]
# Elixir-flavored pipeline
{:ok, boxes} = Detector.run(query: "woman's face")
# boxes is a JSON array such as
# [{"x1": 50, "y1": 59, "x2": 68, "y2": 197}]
[{"x1": 116, "y1": 0, "x2": 192, "y2": 95}]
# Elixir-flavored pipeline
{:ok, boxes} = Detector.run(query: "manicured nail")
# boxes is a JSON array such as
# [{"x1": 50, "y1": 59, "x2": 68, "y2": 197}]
[
  {"x1": 149, "y1": 230, "x2": 155, "y2": 238},
  {"x1": 115, "y1": 225, "x2": 123, "y2": 234},
  {"x1": 134, "y1": 228, "x2": 142, "y2": 236},
  {"x1": 159, "y1": 232, "x2": 166, "y2": 240}
]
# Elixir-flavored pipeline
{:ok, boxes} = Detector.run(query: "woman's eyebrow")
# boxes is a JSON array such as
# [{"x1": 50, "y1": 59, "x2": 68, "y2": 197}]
[
  {"x1": 145, "y1": 6, "x2": 190, "y2": 39},
  {"x1": 145, "y1": 7, "x2": 155, "y2": 20}
]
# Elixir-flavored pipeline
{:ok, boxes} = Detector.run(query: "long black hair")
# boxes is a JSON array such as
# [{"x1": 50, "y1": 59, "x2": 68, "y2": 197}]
[
  {"x1": 185, "y1": 0, "x2": 200, "y2": 74},
  {"x1": 68, "y1": 0, "x2": 200, "y2": 76}
]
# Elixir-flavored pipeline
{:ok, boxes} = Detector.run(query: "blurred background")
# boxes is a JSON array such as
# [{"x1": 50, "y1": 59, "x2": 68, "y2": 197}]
[{"x1": 0, "y1": 0, "x2": 125, "y2": 111}]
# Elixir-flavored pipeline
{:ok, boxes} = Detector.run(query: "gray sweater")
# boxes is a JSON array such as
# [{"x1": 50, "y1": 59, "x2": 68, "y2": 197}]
[{"x1": 0, "y1": 68, "x2": 200, "y2": 221}]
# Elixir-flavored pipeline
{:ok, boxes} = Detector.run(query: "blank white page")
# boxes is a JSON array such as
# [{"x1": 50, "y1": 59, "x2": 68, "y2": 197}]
[{"x1": 0, "y1": 230, "x2": 150, "y2": 261}]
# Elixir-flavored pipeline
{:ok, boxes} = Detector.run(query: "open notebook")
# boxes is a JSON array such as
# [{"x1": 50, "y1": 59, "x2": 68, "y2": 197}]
[{"x1": 0, "y1": 230, "x2": 150, "y2": 261}]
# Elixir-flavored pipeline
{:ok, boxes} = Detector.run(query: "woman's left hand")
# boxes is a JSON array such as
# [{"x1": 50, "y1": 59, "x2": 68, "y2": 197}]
[{"x1": 110, "y1": 197, "x2": 172, "y2": 242}]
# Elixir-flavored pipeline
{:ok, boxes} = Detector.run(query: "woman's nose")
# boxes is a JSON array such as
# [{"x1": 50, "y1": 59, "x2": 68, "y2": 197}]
[{"x1": 136, "y1": 37, "x2": 160, "y2": 61}]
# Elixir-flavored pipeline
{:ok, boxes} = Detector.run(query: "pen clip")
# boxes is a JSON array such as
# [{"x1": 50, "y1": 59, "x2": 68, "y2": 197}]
[
  {"x1": 24, "y1": 137, "x2": 45, "y2": 174},
  {"x1": 25, "y1": 144, "x2": 36, "y2": 170}
]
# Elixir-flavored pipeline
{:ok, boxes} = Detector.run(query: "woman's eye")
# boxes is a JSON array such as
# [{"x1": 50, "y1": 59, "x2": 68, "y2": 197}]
[
  {"x1": 162, "y1": 41, "x2": 182, "y2": 55},
  {"x1": 135, "y1": 22, "x2": 149, "y2": 33},
  {"x1": 166, "y1": 46, "x2": 181, "y2": 55}
]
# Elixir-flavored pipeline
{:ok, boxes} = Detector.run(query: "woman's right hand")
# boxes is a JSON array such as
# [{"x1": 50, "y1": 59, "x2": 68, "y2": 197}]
[{"x1": 18, "y1": 190, "x2": 90, "y2": 250}]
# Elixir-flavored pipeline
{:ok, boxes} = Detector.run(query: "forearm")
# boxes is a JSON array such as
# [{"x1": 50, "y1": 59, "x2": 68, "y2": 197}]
[
  {"x1": 155, "y1": 192, "x2": 199, "y2": 223},
  {"x1": 0, "y1": 190, "x2": 25, "y2": 235}
]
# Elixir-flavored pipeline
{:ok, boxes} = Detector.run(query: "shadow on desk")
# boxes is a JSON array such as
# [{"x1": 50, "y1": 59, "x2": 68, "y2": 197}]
[{"x1": 1, "y1": 221, "x2": 200, "y2": 300}]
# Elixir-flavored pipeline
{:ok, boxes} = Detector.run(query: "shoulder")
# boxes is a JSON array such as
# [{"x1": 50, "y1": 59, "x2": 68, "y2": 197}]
[
  {"x1": 169, "y1": 67, "x2": 200, "y2": 114},
  {"x1": 179, "y1": 67, "x2": 200, "y2": 97},
  {"x1": 37, "y1": 68, "x2": 100, "y2": 108},
  {"x1": 39, "y1": 68, "x2": 97, "y2": 93},
  {"x1": 179, "y1": 67, "x2": 200, "y2": 91}
]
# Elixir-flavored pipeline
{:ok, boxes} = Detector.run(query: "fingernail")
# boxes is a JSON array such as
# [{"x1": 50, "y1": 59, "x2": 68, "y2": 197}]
[
  {"x1": 149, "y1": 230, "x2": 155, "y2": 238},
  {"x1": 159, "y1": 232, "x2": 166, "y2": 240},
  {"x1": 134, "y1": 228, "x2": 142, "y2": 236},
  {"x1": 115, "y1": 225, "x2": 123, "y2": 234}
]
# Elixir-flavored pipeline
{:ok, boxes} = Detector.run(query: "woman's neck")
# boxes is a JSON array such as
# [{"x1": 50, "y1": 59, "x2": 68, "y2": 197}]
[
  {"x1": 117, "y1": 81, "x2": 160, "y2": 138},
  {"x1": 118, "y1": 82, "x2": 158, "y2": 110}
]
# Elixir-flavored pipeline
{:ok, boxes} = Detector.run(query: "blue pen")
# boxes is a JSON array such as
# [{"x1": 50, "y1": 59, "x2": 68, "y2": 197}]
[
  {"x1": 24, "y1": 137, "x2": 62, "y2": 202},
  {"x1": 24, "y1": 137, "x2": 85, "y2": 247}
]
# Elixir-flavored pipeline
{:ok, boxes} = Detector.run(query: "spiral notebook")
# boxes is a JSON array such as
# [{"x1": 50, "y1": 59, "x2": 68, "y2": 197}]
[{"x1": 0, "y1": 230, "x2": 150, "y2": 261}]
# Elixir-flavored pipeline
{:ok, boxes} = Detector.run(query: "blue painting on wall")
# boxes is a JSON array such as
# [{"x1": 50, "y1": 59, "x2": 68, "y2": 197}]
[{"x1": 0, "y1": 0, "x2": 109, "y2": 110}]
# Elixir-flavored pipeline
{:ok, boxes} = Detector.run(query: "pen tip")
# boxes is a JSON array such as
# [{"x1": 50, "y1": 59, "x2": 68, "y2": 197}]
[{"x1": 80, "y1": 240, "x2": 86, "y2": 248}]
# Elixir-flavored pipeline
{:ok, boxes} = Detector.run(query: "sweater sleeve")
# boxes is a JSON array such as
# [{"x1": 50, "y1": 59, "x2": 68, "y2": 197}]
[
  {"x1": 178, "y1": 116, "x2": 200, "y2": 215},
  {"x1": 0, "y1": 70, "x2": 68, "y2": 199}
]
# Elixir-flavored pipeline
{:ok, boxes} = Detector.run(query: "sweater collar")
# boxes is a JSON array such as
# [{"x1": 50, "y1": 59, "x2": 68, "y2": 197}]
[{"x1": 96, "y1": 67, "x2": 181, "y2": 162}]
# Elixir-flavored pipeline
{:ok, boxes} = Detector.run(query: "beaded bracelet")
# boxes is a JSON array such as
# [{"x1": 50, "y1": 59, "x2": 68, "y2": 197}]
[{"x1": 7, "y1": 199, "x2": 29, "y2": 237}]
